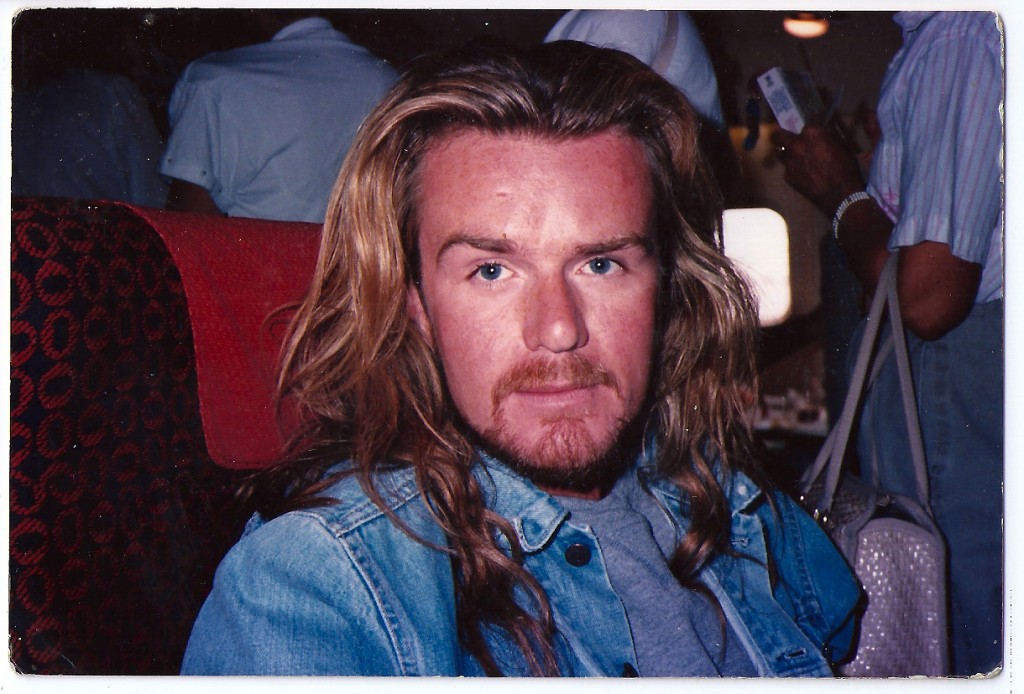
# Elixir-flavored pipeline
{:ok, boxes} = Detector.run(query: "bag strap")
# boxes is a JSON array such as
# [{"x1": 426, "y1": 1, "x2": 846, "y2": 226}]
[
  {"x1": 799, "y1": 250, "x2": 931, "y2": 517},
  {"x1": 800, "y1": 257, "x2": 892, "y2": 515},
  {"x1": 884, "y1": 258, "x2": 931, "y2": 509}
]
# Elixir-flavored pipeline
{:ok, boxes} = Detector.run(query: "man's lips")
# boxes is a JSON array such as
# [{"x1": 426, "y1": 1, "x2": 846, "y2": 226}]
[
  {"x1": 515, "y1": 381, "x2": 599, "y2": 395},
  {"x1": 507, "y1": 383, "x2": 603, "y2": 412}
]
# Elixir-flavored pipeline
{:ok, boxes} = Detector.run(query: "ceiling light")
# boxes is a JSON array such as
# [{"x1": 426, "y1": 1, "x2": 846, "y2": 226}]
[{"x1": 783, "y1": 12, "x2": 829, "y2": 39}]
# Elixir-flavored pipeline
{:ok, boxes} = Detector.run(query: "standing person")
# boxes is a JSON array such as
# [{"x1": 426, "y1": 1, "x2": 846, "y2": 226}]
[
  {"x1": 181, "y1": 41, "x2": 860, "y2": 676},
  {"x1": 773, "y1": 11, "x2": 1003, "y2": 676},
  {"x1": 544, "y1": 10, "x2": 724, "y2": 130},
  {"x1": 160, "y1": 11, "x2": 397, "y2": 223},
  {"x1": 544, "y1": 10, "x2": 739, "y2": 200}
]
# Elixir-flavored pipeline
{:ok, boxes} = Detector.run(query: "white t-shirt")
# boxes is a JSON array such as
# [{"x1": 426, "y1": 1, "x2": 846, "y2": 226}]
[{"x1": 160, "y1": 17, "x2": 398, "y2": 223}]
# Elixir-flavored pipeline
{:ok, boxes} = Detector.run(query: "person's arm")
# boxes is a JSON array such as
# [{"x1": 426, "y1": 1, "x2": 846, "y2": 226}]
[
  {"x1": 773, "y1": 17, "x2": 1000, "y2": 341},
  {"x1": 771, "y1": 124, "x2": 981, "y2": 341},
  {"x1": 160, "y1": 66, "x2": 228, "y2": 217},
  {"x1": 166, "y1": 178, "x2": 224, "y2": 216}
]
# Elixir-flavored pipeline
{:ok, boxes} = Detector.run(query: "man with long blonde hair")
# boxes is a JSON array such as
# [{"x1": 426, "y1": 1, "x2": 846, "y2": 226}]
[{"x1": 182, "y1": 40, "x2": 859, "y2": 677}]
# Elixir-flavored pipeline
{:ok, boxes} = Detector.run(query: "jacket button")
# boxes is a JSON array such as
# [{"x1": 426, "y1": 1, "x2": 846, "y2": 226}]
[{"x1": 564, "y1": 543, "x2": 591, "y2": 567}]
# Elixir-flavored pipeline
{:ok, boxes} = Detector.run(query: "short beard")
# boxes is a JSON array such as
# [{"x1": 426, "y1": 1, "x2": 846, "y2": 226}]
[
  {"x1": 478, "y1": 413, "x2": 643, "y2": 495},
  {"x1": 474, "y1": 354, "x2": 646, "y2": 495}
]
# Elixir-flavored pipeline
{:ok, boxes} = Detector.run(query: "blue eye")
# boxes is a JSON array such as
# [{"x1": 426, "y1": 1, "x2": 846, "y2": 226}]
[
  {"x1": 587, "y1": 257, "x2": 617, "y2": 275},
  {"x1": 476, "y1": 263, "x2": 504, "y2": 281}
]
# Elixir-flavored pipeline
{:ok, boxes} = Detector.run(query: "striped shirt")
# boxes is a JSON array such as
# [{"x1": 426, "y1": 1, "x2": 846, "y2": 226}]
[{"x1": 867, "y1": 11, "x2": 1004, "y2": 303}]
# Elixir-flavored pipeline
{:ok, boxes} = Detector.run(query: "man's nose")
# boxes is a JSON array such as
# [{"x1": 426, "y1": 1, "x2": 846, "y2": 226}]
[{"x1": 522, "y1": 275, "x2": 588, "y2": 353}]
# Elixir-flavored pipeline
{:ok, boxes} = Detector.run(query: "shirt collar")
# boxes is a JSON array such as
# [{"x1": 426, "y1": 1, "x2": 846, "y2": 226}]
[
  {"x1": 893, "y1": 11, "x2": 935, "y2": 35},
  {"x1": 273, "y1": 16, "x2": 341, "y2": 42}
]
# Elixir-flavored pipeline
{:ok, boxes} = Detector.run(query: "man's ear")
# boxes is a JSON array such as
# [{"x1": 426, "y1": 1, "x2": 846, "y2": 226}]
[{"x1": 406, "y1": 283, "x2": 434, "y2": 347}]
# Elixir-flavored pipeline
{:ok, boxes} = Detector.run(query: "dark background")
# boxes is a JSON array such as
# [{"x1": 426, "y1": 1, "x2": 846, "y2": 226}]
[{"x1": 11, "y1": 8, "x2": 903, "y2": 138}]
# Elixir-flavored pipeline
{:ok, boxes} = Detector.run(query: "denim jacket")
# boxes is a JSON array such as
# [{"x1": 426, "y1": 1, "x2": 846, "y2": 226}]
[{"x1": 182, "y1": 453, "x2": 860, "y2": 676}]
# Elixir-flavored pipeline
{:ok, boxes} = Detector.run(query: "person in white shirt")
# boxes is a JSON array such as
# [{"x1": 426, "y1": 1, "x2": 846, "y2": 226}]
[
  {"x1": 160, "y1": 12, "x2": 397, "y2": 223},
  {"x1": 544, "y1": 10, "x2": 737, "y2": 200}
]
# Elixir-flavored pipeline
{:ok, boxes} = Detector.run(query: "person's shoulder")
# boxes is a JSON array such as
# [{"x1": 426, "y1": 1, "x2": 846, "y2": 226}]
[
  {"x1": 175, "y1": 41, "x2": 277, "y2": 89},
  {"x1": 208, "y1": 465, "x2": 443, "y2": 611},
  {"x1": 914, "y1": 11, "x2": 1001, "y2": 48},
  {"x1": 244, "y1": 464, "x2": 431, "y2": 547},
  {"x1": 186, "y1": 465, "x2": 458, "y2": 675},
  {"x1": 933, "y1": 10, "x2": 1001, "y2": 31},
  {"x1": 314, "y1": 39, "x2": 399, "y2": 82},
  {"x1": 309, "y1": 465, "x2": 425, "y2": 530},
  {"x1": 171, "y1": 58, "x2": 232, "y2": 99}
]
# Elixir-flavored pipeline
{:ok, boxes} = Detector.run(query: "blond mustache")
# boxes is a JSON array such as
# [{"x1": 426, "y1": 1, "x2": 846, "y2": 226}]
[{"x1": 490, "y1": 354, "x2": 619, "y2": 416}]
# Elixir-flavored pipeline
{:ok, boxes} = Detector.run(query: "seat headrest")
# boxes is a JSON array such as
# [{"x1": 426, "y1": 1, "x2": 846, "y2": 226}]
[{"x1": 126, "y1": 204, "x2": 321, "y2": 469}]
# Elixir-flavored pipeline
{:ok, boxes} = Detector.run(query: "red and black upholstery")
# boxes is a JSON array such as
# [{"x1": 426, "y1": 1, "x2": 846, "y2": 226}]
[{"x1": 10, "y1": 197, "x2": 320, "y2": 674}]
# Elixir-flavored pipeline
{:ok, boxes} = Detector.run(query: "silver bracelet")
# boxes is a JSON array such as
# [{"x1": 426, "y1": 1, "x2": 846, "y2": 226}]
[{"x1": 832, "y1": 191, "x2": 872, "y2": 239}]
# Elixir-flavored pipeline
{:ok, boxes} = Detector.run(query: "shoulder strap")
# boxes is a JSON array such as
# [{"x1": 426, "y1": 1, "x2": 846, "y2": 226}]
[
  {"x1": 885, "y1": 258, "x2": 931, "y2": 508},
  {"x1": 799, "y1": 250, "x2": 931, "y2": 516}
]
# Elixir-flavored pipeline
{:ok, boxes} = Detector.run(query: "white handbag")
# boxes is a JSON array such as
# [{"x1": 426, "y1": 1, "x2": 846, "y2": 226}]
[{"x1": 800, "y1": 251, "x2": 950, "y2": 677}]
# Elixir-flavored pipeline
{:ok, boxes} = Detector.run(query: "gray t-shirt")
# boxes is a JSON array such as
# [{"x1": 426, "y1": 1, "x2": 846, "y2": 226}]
[{"x1": 559, "y1": 472, "x2": 757, "y2": 677}]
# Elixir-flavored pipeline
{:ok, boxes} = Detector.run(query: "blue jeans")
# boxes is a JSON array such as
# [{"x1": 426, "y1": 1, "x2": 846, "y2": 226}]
[{"x1": 855, "y1": 300, "x2": 1003, "y2": 676}]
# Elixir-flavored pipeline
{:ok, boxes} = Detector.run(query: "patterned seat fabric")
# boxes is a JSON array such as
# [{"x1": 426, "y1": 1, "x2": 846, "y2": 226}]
[{"x1": 10, "y1": 198, "x2": 258, "y2": 674}]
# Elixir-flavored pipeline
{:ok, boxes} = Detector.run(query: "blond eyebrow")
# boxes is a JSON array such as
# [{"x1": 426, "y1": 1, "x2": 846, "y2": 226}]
[
  {"x1": 573, "y1": 233, "x2": 654, "y2": 257},
  {"x1": 436, "y1": 231, "x2": 652, "y2": 263},
  {"x1": 436, "y1": 234, "x2": 518, "y2": 262}
]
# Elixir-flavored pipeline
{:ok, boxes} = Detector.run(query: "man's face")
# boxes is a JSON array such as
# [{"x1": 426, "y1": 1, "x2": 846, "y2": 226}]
[{"x1": 408, "y1": 129, "x2": 659, "y2": 498}]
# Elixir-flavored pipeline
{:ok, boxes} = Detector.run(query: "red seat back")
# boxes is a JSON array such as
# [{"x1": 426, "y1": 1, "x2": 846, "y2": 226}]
[{"x1": 10, "y1": 198, "x2": 319, "y2": 674}]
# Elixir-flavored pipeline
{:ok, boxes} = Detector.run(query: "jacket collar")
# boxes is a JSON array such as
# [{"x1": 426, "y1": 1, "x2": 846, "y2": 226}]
[
  {"x1": 473, "y1": 452, "x2": 568, "y2": 552},
  {"x1": 644, "y1": 464, "x2": 763, "y2": 517}
]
